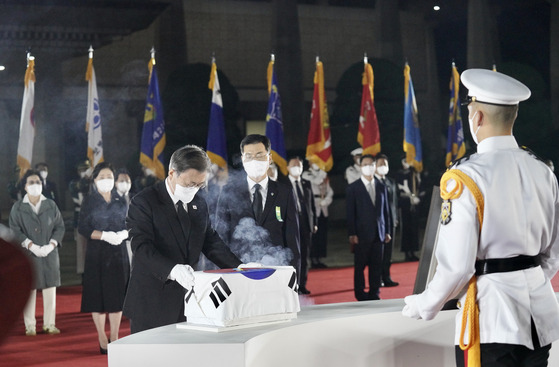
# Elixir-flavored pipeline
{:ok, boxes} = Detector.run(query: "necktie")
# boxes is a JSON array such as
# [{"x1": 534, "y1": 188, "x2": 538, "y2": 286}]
[
  {"x1": 176, "y1": 200, "x2": 190, "y2": 256},
  {"x1": 368, "y1": 182, "x2": 376, "y2": 206},
  {"x1": 295, "y1": 180, "x2": 305, "y2": 214},
  {"x1": 252, "y1": 183, "x2": 263, "y2": 221}
]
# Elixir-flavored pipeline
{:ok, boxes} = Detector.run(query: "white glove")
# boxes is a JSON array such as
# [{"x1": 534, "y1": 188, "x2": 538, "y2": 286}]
[
  {"x1": 169, "y1": 264, "x2": 195, "y2": 289},
  {"x1": 116, "y1": 230, "x2": 129, "y2": 242},
  {"x1": 101, "y1": 231, "x2": 122, "y2": 245},
  {"x1": 411, "y1": 196, "x2": 421, "y2": 205},
  {"x1": 28, "y1": 244, "x2": 46, "y2": 257},
  {"x1": 402, "y1": 295, "x2": 421, "y2": 320},
  {"x1": 37, "y1": 244, "x2": 55, "y2": 257},
  {"x1": 238, "y1": 262, "x2": 263, "y2": 268}
]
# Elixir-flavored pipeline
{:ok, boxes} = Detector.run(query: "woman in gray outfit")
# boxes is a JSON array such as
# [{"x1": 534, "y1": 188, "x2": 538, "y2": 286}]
[{"x1": 9, "y1": 169, "x2": 65, "y2": 336}]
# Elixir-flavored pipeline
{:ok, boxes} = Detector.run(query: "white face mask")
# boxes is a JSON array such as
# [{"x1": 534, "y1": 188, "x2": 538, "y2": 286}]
[
  {"x1": 311, "y1": 163, "x2": 320, "y2": 171},
  {"x1": 96, "y1": 179, "x2": 114, "y2": 193},
  {"x1": 243, "y1": 160, "x2": 269, "y2": 179},
  {"x1": 288, "y1": 166, "x2": 303, "y2": 178},
  {"x1": 174, "y1": 183, "x2": 199, "y2": 204},
  {"x1": 469, "y1": 111, "x2": 481, "y2": 145},
  {"x1": 39, "y1": 170, "x2": 48, "y2": 180},
  {"x1": 361, "y1": 165, "x2": 375, "y2": 177},
  {"x1": 377, "y1": 165, "x2": 389, "y2": 176},
  {"x1": 116, "y1": 182, "x2": 131, "y2": 195},
  {"x1": 27, "y1": 184, "x2": 42, "y2": 197},
  {"x1": 145, "y1": 168, "x2": 155, "y2": 177}
]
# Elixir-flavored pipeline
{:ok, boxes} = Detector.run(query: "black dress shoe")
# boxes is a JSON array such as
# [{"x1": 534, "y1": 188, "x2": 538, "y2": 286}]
[
  {"x1": 100, "y1": 345, "x2": 108, "y2": 355},
  {"x1": 316, "y1": 262, "x2": 328, "y2": 268},
  {"x1": 382, "y1": 279, "x2": 399, "y2": 287},
  {"x1": 298, "y1": 286, "x2": 311, "y2": 295}
]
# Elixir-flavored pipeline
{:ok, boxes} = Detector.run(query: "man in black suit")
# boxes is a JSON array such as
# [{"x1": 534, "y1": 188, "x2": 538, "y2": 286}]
[
  {"x1": 215, "y1": 134, "x2": 301, "y2": 277},
  {"x1": 287, "y1": 157, "x2": 317, "y2": 294},
  {"x1": 124, "y1": 145, "x2": 242, "y2": 334},
  {"x1": 375, "y1": 154, "x2": 399, "y2": 287},
  {"x1": 346, "y1": 154, "x2": 393, "y2": 301},
  {"x1": 35, "y1": 162, "x2": 59, "y2": 206}
]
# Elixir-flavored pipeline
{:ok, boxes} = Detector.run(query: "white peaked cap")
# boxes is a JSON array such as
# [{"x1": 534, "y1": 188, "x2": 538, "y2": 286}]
[
  {"x1": 351, "y1": 147, "x2": 363, "y2": 156},
  {"x1": 461, "y1": 69, "x2": 531, "y2": 105}
]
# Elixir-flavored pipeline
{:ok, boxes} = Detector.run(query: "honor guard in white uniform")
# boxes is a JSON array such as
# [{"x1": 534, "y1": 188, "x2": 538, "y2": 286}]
[
  {"x1": 402, "y1": 69, "x2": 559, "y2": 367},
  {"x1": 345, "y1": 147, "x2": 363, "y2": 185}
]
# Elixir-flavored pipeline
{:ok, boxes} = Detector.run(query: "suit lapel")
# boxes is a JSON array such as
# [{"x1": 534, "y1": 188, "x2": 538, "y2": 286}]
[
  {"x1": 156, "y1": 182, "x2": 188, "y2": 259},
  {"x1": 260, "y1": 180, "x2": 277, "y2": 224}
]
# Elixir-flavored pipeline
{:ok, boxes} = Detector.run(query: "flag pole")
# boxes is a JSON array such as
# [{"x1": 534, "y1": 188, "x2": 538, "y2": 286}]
[
  {"x1": 88, "y1": 45, "x2": 94, "y2": 59},
  {"x1": 363, "y1": 53, "x2": 368, "y2": 65}
]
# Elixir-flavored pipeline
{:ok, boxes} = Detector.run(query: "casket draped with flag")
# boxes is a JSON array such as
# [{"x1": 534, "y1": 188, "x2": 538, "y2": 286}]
[{"x1": 184, "y1": 266, "x2": 300, "y2": 327}]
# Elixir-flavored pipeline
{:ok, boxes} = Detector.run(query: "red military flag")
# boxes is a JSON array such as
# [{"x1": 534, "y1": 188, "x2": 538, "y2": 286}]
[
  {"x1": 357, "y1": 56, "x2": 381, "y2": 156},
  {"x1": 306, "y1": 57, "x2": 333, "y2": 172}
]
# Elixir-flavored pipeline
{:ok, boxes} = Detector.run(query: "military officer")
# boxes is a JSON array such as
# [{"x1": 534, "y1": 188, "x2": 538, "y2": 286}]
[{"x1": 402, "y1": 69, "x2": 559, "y2": 367}]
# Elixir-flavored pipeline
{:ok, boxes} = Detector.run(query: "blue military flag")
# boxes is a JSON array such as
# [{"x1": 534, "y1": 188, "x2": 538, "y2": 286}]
[
  {"x1": 206, "y1": 59, "x2": 228, "y2": 174},
  {"x1": 445, "y1": 62, "x2": 465, "y2": 167},
  {"x1": 265, "y1": 55, "x2": 287, "y2": 175},
  {"x1": 403, "y1": 62, "x2": 423, "y2": 172},
  {"x1": 140, "y1": 52, "x2": 166, "y2": 180}
]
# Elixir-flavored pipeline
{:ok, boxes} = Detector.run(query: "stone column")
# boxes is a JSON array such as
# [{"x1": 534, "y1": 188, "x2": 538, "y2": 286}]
[
  {"x1": 467, "y1": 0, "x2": 501, "y2": 69},
  {"x1": 271, "y1": 0, "x2": 306, "y2": 151},
  {"x1": 377, "y1": 0, "x2": 404, "y2": 66},
  {"x1": 156, "y1": 0, "x2": 187, "y2": 91}
]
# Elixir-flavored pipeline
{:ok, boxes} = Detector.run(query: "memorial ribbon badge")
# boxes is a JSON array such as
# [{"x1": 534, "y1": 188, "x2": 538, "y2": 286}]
[
  {"x1": 275, "y1": 206, "x2": 283, "y2": 222},
  {"x1": 440, "y1": 200, "x2": 452, "y2": 225}
]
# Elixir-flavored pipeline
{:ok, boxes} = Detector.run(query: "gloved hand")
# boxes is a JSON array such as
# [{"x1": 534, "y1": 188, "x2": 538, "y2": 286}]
[
  {"x1": 28, "y1": 244, "x2": 46, "y2": 257},
  {"x1": 411, "y1": 196, "x2": 421, "y2": 205},
  {"x1": 238, "y1": 262, "x2": 263, "y2": 269},
  {"x1": 402, "y1": 295, "x2": 421, "y2": 320},
  {"x1": 169, "y1": 264, "x2": 195, "y2": 290},
  {"x1": 37, "y1": 244, "x2": 55, "y2": 257},
  {"x1": 116, "y1": 230, "x2": 129, "y2": 242},
  {"x1": 101, "y1": 231, "x2": 122, "y2": 245}
]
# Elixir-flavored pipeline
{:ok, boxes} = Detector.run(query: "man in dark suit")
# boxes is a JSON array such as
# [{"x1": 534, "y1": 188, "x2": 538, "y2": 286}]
[
  {"x1": 215, "y1": 134, "x2": 301, "y2": 278},
  {"x1": 287, "y1": 157, "x2": 317, "y2": 294},
  {"x1": 346, "y1": 154, "x2": 393, "y2": 301},
  {"x1": 124, "y1": 145, "x2": 242, "y2": 334},
  {"x1": 35, "y1": 162, "x2": 59, "y2": 206},
  {"x1": 375, "y1": 154, "x2": 399, "y2": 287}
]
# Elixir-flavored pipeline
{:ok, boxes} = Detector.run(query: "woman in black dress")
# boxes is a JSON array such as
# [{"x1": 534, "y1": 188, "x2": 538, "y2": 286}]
[{"x1": 79, "y1": 162, "x2": 129, "y2": 354}]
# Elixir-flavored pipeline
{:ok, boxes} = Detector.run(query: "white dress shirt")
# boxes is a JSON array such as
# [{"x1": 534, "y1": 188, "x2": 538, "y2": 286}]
[{"x1": 247, "y1": 175, "x2": 268, "y2": 211}]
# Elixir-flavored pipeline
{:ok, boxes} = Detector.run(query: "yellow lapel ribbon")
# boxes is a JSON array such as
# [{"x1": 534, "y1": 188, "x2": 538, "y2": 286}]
[{"x1": 440, "y1": 169, "x2": 483, "y2": 367}]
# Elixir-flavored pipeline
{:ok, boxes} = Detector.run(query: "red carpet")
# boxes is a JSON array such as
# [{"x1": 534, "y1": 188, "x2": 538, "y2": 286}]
[{"x1": 1, "y1": 262, "x2": 558, "y2": 367}]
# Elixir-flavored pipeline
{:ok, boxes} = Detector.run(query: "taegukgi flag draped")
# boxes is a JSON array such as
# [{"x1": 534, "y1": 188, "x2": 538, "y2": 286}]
[
  {"x1": 17, "y1": 53, "x2": 36, "y2": 178},
  {"x1": 85, "y1": 46, "x2": 104, "y2": 167},
  {"x1": 445, "y1": 62, "x2": 465, "y2": 167},
  {"x1": 139, "y1": 50, "x2": 166, "y2": 180},
  {"x1": 403, "y1": 62, "x2": 423, "y2": 172},
  {"x1": 357, "y1": 56, "x2": 381, "y2": 156},
  {"x1": 265, "y1": 54, "x2": 288, "y2": 176},
  {"x1": 206, "y1": 58, "x2": 228, "y2": 174},
  {"x1": 306, "y1": 57, "x2": 333, "y2": 172}
]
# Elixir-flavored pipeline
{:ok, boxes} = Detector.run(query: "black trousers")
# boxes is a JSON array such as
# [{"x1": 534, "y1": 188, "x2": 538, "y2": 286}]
[
  {"x1": 455, "y1": 320, "x2": 551, "y2": 367},
  {"x1": 310, "y1": 214, "x2": 328, "y2": 260},
  {"x1": 381, "y1": 232, "x2": 395, "y2": 280},
  {"x1": 455, "y1": 344, "x2": 551, "y2": 367},
  {"x1": 298, "y1": 221, "x2": 312, "y2": 289},
  {"x1": 353, "y1": 239, "x2": 383, "y2": 300}
]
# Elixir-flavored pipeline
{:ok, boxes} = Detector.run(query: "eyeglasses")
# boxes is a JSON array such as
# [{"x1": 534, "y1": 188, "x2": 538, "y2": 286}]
[
  {"x1": 242, "y1": 152, "x2": 269, "y2": 161},
  {"x1": 183, "y1": 181, "x2": 206, "y2": 190}
]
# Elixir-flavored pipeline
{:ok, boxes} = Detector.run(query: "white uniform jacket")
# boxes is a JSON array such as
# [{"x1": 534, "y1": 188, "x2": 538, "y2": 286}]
[
  {"x1": 302, "y1": 169, "x2": 333, "y2": 217},
  {"x1": 410, "y1": 135, "x2": 559, "y2": 349}
]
